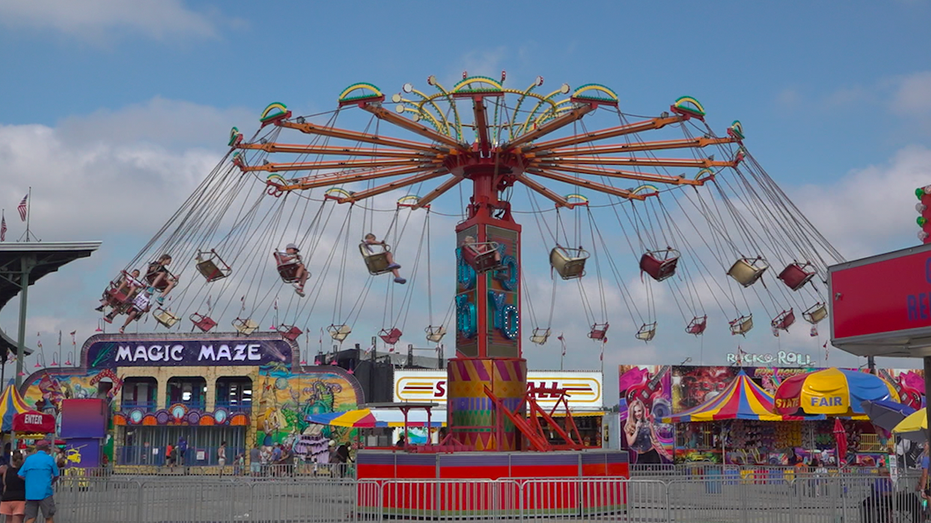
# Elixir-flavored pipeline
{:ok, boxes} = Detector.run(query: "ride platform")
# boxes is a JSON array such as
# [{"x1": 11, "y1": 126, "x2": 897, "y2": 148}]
[{"x1": 355, "y1": 449, "x2": 629, "y2": 516}]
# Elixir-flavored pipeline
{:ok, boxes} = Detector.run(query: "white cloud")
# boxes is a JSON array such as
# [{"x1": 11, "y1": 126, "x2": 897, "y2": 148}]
[
  {"x1": 793, "y1": 145, "x2": 931, "y2": 259},
  {"x1": 0, "y1": 99, "x2": 253, "y2": 240},
  {"x1": 0, "y1": 0, "x2": 227, "y2": 42},
  {"x1": 890, "y1": 71, "x2": 931, "y2": 115}
]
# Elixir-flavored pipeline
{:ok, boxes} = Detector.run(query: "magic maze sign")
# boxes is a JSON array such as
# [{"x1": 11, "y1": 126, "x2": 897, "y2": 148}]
[{"x1": 86, "y1": 339, "x2": 292, "y2": 368}]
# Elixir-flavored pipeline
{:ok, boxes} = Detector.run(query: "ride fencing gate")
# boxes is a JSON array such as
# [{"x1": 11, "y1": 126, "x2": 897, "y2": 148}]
[{"x1": 54, "y1": 468, "x2": 923, "y2": 522}]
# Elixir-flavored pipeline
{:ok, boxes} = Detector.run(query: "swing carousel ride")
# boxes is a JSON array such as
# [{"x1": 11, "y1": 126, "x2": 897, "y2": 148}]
[{"x1": 97, "y1": 72, "x2": 842, "y2": 454}]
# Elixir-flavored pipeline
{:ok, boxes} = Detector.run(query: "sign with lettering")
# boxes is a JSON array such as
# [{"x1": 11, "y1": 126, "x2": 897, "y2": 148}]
[
  {"x1": 13, "y1": 411, "x2": 55, "y2": 433},
  {"x1": 86, "y1": 339, "x2": 292, "y2": 368},
  {"x1": 724, "y1": 351, "x2": 813, "y2": 366},
  {"x1": 394, "y1": 370, "x2": 603, "y2": 409},
  {"x1": 830, "y1": 244, "x2": 931, "y2": 357}
]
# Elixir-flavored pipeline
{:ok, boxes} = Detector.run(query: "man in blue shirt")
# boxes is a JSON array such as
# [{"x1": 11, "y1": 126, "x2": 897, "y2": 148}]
[{"x1": 18, "y1": 440, "x2": 59, "y2": 523}]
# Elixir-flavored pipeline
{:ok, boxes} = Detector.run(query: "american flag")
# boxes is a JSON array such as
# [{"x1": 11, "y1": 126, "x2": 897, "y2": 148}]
[
  {"x1": 17, "y1": 195, "x2": 27, "y2": 222},
  {"x1": 0, "y1": 214, "x2": 6, "y2": 242}
]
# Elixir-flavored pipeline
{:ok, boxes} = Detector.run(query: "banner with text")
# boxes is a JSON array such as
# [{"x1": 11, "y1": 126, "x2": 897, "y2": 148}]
[{"x1": 86, "y1": 339, "x2": 292, "y2": 368}]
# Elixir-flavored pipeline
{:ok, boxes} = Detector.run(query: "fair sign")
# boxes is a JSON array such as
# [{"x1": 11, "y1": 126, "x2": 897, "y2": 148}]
[{"x1": 393, "y1": 370, "x2": 603, "y2": 409}]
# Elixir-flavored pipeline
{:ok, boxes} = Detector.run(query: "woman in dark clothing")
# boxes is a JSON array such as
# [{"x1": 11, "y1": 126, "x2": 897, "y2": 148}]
[{"x1": 0, "y1": 451, "x2": 26, "y2": 523}]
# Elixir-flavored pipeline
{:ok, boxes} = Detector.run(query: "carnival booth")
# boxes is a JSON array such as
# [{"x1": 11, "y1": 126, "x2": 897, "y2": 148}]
[
  {"x1": 0, "y1": 385, "x2": 55, "y2": 451},
  {"x1": 774, "y1": 368, "x2": 900, "y2": 466},
  {"x1": 664, "y1": 371, "x2": 805, "y2": 464}
]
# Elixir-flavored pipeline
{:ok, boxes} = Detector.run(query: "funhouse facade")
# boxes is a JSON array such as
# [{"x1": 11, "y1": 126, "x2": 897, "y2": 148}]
[{"x1": 19, "y1": 333, "x2": 363, "y2": 471}]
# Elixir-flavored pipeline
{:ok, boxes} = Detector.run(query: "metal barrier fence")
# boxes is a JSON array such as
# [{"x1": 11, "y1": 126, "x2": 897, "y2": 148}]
[{"x1": 52, "y1": 471, "x2": 928, "y2": 522}]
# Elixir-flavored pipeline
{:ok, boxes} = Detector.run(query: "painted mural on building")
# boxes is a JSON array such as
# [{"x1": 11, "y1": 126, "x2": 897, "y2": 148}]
[
  {"x1": 618, "y1": 365, "x2": 674, "y2": 464},
  {"x1": 254, "y1": 369, "x2": 359, "y2": 462}
]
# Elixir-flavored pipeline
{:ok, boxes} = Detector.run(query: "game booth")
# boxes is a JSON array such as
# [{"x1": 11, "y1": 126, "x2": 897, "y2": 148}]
[{"x1": 619, "y1": 364, "x2": 913, "y2": 466}]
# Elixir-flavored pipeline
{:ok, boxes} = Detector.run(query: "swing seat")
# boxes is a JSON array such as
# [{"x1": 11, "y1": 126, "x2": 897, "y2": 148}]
[
  {"x1": 639, "y1": 249, "x2": 680, "y2": 282},
  {"x1": 803, "y1": 302, "x2": 828, "y2": 324},
  {"x1": 103, "y1": 270, "x2": 141, "y2": 309},
  {"x1": 379, "y1": 328, "x2": 403, "y2": 345},
  {"x1": 233, "y1": 318, "x2": 259, "y2": 336},
  {"x1": 727, "y1": 257, "x2": 768, "y2": 287},
  {"x1": 549, "y1": 246, "x2": 589, "y2": 280},
  {"x1": 328, "y1": 324, "x2": 352, "y2": 342},
  {"x1": 153, "y1": 308, "x2": 180, "y2": 329},
  {"x1": 530, "y1": 327, "x2": 551, "y2": 345},
  {"x1": 359, "y1": 242, "x2": 394, "y2": 275},
  {"x1": 729, "y1": 314, "x2": 753, "y2": 336},
  {"x1": 777, "y1": 262, "x2": 815, "y2": 291},
  {"x1": 196, "y1": 250, "x2": 232, "y2": 283},
  {"x1": 771, "y1": 309, "x2": 795, "y2": 331},
  {"x1": 588, "y1": 323, "x2": 609, "y2": 341},
  {"x1": 461, "y1": 242, "x2": 501, "y2": 274},
  {"x1": 189, "y1": 313, "x2": 217, "y2": 333},
  {"x1": 278, "y1": 325, "x2": 303, "y2": 342},
  {"x1": 273, "y1": 251, "x2": 303, "y2": 283},
  {"x1": 425, "y1": 325, "x2": 447, "y2": 343},
  {"x1": 145, "y1": 265, "x2": 177, "y2": 291},
  {"x1": 686, "y1": 316, "x2": 707, "y2": 335},
  {"x1": 635, "y1": 323, "x2": 657, "y2": 342}
]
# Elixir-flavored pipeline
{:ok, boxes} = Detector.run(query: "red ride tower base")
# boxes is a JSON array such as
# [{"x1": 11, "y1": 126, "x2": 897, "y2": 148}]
[{"x1": 450, "y1": 162, "x2": 525, "y2": 451}]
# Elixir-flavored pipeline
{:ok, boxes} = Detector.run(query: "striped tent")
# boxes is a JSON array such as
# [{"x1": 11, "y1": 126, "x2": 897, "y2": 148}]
[
  {"x1": 0, "y1": 385, "x2": 33, "y2": 431},
  {"x1": 307, "y1": 409, "x2": 378, "y2": 428},
  {"x1": 307, "y1": 408, "x2": 445, "y2": 428},
  {"x1": 663, "y1": 370, "x2": 792, "y2": 423}
]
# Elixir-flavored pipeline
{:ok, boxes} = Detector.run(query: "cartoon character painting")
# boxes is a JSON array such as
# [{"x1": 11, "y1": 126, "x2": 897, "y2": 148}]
[{"x1": 255, "y1": 370, "x2": 356, "y2": 451}]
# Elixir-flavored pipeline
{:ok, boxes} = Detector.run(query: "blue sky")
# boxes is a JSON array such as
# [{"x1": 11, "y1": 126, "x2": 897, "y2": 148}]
[{"x1": 0, "y1": 0, "x2": 929, "y2": 402}]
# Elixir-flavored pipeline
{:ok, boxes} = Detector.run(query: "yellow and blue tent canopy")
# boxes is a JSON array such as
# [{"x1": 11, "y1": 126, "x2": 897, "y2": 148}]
[
  {"x1": 773, "y1": 368, "x2": 899, "y2": 418},
  {"x1": 0, "y1": 385, "x2": 32, "y2": 432},
  {"x1": 663, "y1": 370, "x2": 795, "y2": 423},
  {"x1": 307, "y1": 408, "x2": 445, "y2": 428}
]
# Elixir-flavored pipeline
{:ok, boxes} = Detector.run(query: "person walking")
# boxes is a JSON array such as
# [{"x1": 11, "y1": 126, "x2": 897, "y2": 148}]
[
  {"x1": 217, "y1": 442, "x2": 227, "y2": 477},
  {"x1": 19, "y1": 440, "x2": 59, "y2": 523},
  {"x1": 0, "y1": 451, "x2": 26, "y2": 523}
]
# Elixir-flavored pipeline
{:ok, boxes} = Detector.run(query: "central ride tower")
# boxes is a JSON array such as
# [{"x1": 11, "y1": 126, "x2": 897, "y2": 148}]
[{"x1": 449, "y1": 153, "x2": 524, "y2": 451}]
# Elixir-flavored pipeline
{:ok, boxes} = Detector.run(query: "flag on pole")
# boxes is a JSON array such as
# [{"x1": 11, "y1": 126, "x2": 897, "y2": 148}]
[
  {"x1": 0, "y1": 212, "x2": 6, "y2": 242},
  {"x1": 17, "y1": 195, "x2": 27, "y2": 222}
]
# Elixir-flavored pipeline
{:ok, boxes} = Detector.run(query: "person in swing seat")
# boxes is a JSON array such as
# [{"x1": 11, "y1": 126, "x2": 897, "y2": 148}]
[
  {"x1": 461, "y1": 235, "x2": 502, "y2": 265},
  {"x1": 95, "y1": 269, "x2": 143, "y2": 312},
  {"x1": 363, "y1": 233, "x2": 405, "y2": 284},
  {"x1": 146, "y1": 254, "x2": 177, "y2": 305},
  {"x1": 278, "y1": 243, "x2": 309, "y2": 297},
  {"x1": 116, "y1": 288, "x2": 152, "y2": 334}
]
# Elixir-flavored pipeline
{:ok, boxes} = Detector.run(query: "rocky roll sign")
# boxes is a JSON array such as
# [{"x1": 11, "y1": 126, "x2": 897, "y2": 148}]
[
  {"x1": 725, "y1": 351, "x2": 813, "y2": 366},
  {"x1": 86, "y1": 338, "x2": 292, "y2": 368}
]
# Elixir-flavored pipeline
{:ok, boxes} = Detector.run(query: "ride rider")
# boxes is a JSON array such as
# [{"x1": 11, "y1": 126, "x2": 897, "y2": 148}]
[
  {"x1": 96, "y1": 269, "x2": 143, "y2": 313},
  {"x1": 146, "y1": 254, "x2": 177, "y2": 304},
  {"x1": 363, "y1": 233, "x2": 405, "y2": 284},
  {"x1": 278, "y1": 243, "x2": 309, "y2": 297}
]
